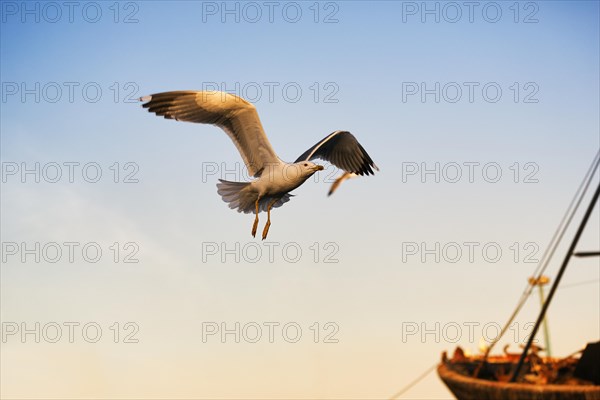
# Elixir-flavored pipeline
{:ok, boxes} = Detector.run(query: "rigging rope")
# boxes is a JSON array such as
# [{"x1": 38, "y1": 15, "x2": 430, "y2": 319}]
[
  {"x1": 388, "y1": 362, "x2": 437, "y2": 400},
  {"x1": 481, "y1": 150, "x2": 600, "y2": 362},
  {"x1": 557, "y1": 278, "x2": 600, "y2": 290}
]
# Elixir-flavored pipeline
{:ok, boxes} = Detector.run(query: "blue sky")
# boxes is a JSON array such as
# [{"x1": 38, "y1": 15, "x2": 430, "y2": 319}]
[{"x1": 1, "y1": 1, "x2": 599, "y2": 398}]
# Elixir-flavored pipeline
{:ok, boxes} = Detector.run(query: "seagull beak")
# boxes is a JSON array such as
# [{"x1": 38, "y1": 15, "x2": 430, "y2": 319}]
[{"x1": 314, "y1": 165, "x2": 324, "y2": 171}]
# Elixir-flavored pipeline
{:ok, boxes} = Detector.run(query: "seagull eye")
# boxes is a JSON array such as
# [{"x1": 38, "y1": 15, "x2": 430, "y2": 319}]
[{"x1": 303, "y1": 163, "x2": 308, "y2": 167}]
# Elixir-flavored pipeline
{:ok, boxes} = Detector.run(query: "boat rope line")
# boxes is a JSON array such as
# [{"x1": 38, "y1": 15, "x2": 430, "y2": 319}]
[
  {"x1": 477, "y1": 150, "x2": 600, "y2": 371},
  {"x1": 527, "y1": 151, "x2": 599, "y2": 284},
  {"x1": 555, "y1": 278, "x2": 600, "y2": 290},
  {"x1": 511, "y1": 177, "x2": 600, "y2": 381},
  {"x1": 524, "y1": 150, "x2": 600, "y2": 293},
  {"x1": 388, "y1": 362, "x2": 438, "y2": 400}
]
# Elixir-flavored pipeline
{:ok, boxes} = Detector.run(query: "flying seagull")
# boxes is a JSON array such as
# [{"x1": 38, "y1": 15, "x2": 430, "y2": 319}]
[
  {"x1": 328, "y1": 172, "x2": 358, "y2": 196},
  {"x1": 140, "y1": 90, "x2": 378, "y2": 239}
]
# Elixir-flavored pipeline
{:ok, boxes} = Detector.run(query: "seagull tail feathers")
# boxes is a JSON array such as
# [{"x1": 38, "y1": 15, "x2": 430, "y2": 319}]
[
  {"x1": 216, "y1": 179, "x2": 293, "y2": 214},
  {"x1": 217, "y1": 180, "x2": 254, "y2": 214}
]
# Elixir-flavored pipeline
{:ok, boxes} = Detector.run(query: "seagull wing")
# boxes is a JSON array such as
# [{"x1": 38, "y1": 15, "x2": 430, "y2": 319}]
[
  {"x1": 295, "y1": 130, "x2": 379, "y2": 176},
  {"x1": 328, "y1": 172, "x2": 357, "y2": 196},
  {"x1": 141, "y1": 91, "x2": 280, "y2": 177}
]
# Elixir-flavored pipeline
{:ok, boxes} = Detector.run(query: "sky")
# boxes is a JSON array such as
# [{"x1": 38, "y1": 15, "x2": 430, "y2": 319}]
[{"x1": 1, "y1": 1, "x2": 599, "y2": 399}]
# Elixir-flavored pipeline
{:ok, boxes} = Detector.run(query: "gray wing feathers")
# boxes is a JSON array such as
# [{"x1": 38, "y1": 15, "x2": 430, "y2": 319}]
[
  {"x1": 295, "y1": 130, "x2": 379, "y2": 176},
  {"x1": 141, "y1": 91, "x2": 280, "y2": 177}
]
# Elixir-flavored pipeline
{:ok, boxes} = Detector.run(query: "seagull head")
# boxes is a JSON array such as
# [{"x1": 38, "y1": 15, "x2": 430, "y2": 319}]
[
  {"x1": 282, "y1": 161, "x2": 324, "y2": 183},
  {"x1": 275, "y1": 161, "x2": 323, "y2": 188},
  {"x1": 297, "y1": 161, "x2": 324, "y2": 176}
]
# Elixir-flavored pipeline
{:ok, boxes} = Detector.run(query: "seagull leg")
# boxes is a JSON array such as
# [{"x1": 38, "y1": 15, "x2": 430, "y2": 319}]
[
  {"x1": 262, "y1": 198, "x2": 279, "y2": 240},
  {"x1": 251, "y1": 197, "x2": 260, "y2": 238}
]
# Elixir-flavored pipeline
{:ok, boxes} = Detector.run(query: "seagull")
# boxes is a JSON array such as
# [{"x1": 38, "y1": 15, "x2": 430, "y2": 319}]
[
  {"x1": 328, "y1": 172, "x2": 358, "y2": 196},
  {"x1": 140, "y1": 90, "x2": 378, "y2": 239}
]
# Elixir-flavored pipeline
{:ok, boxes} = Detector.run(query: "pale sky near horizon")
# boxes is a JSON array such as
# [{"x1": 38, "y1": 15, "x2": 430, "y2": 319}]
[{"x1": 1, "y1": 1, "x2": 599, "y2": 398}]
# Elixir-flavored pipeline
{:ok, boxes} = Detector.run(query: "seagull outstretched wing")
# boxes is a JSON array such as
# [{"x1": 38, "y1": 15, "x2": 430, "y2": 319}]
[
  {"x1": 141, "y1": 91, "x2": 280, "y2": 177},
  {"x1": 295, "y1": 130, "x2": 379, "y2": 176}
]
